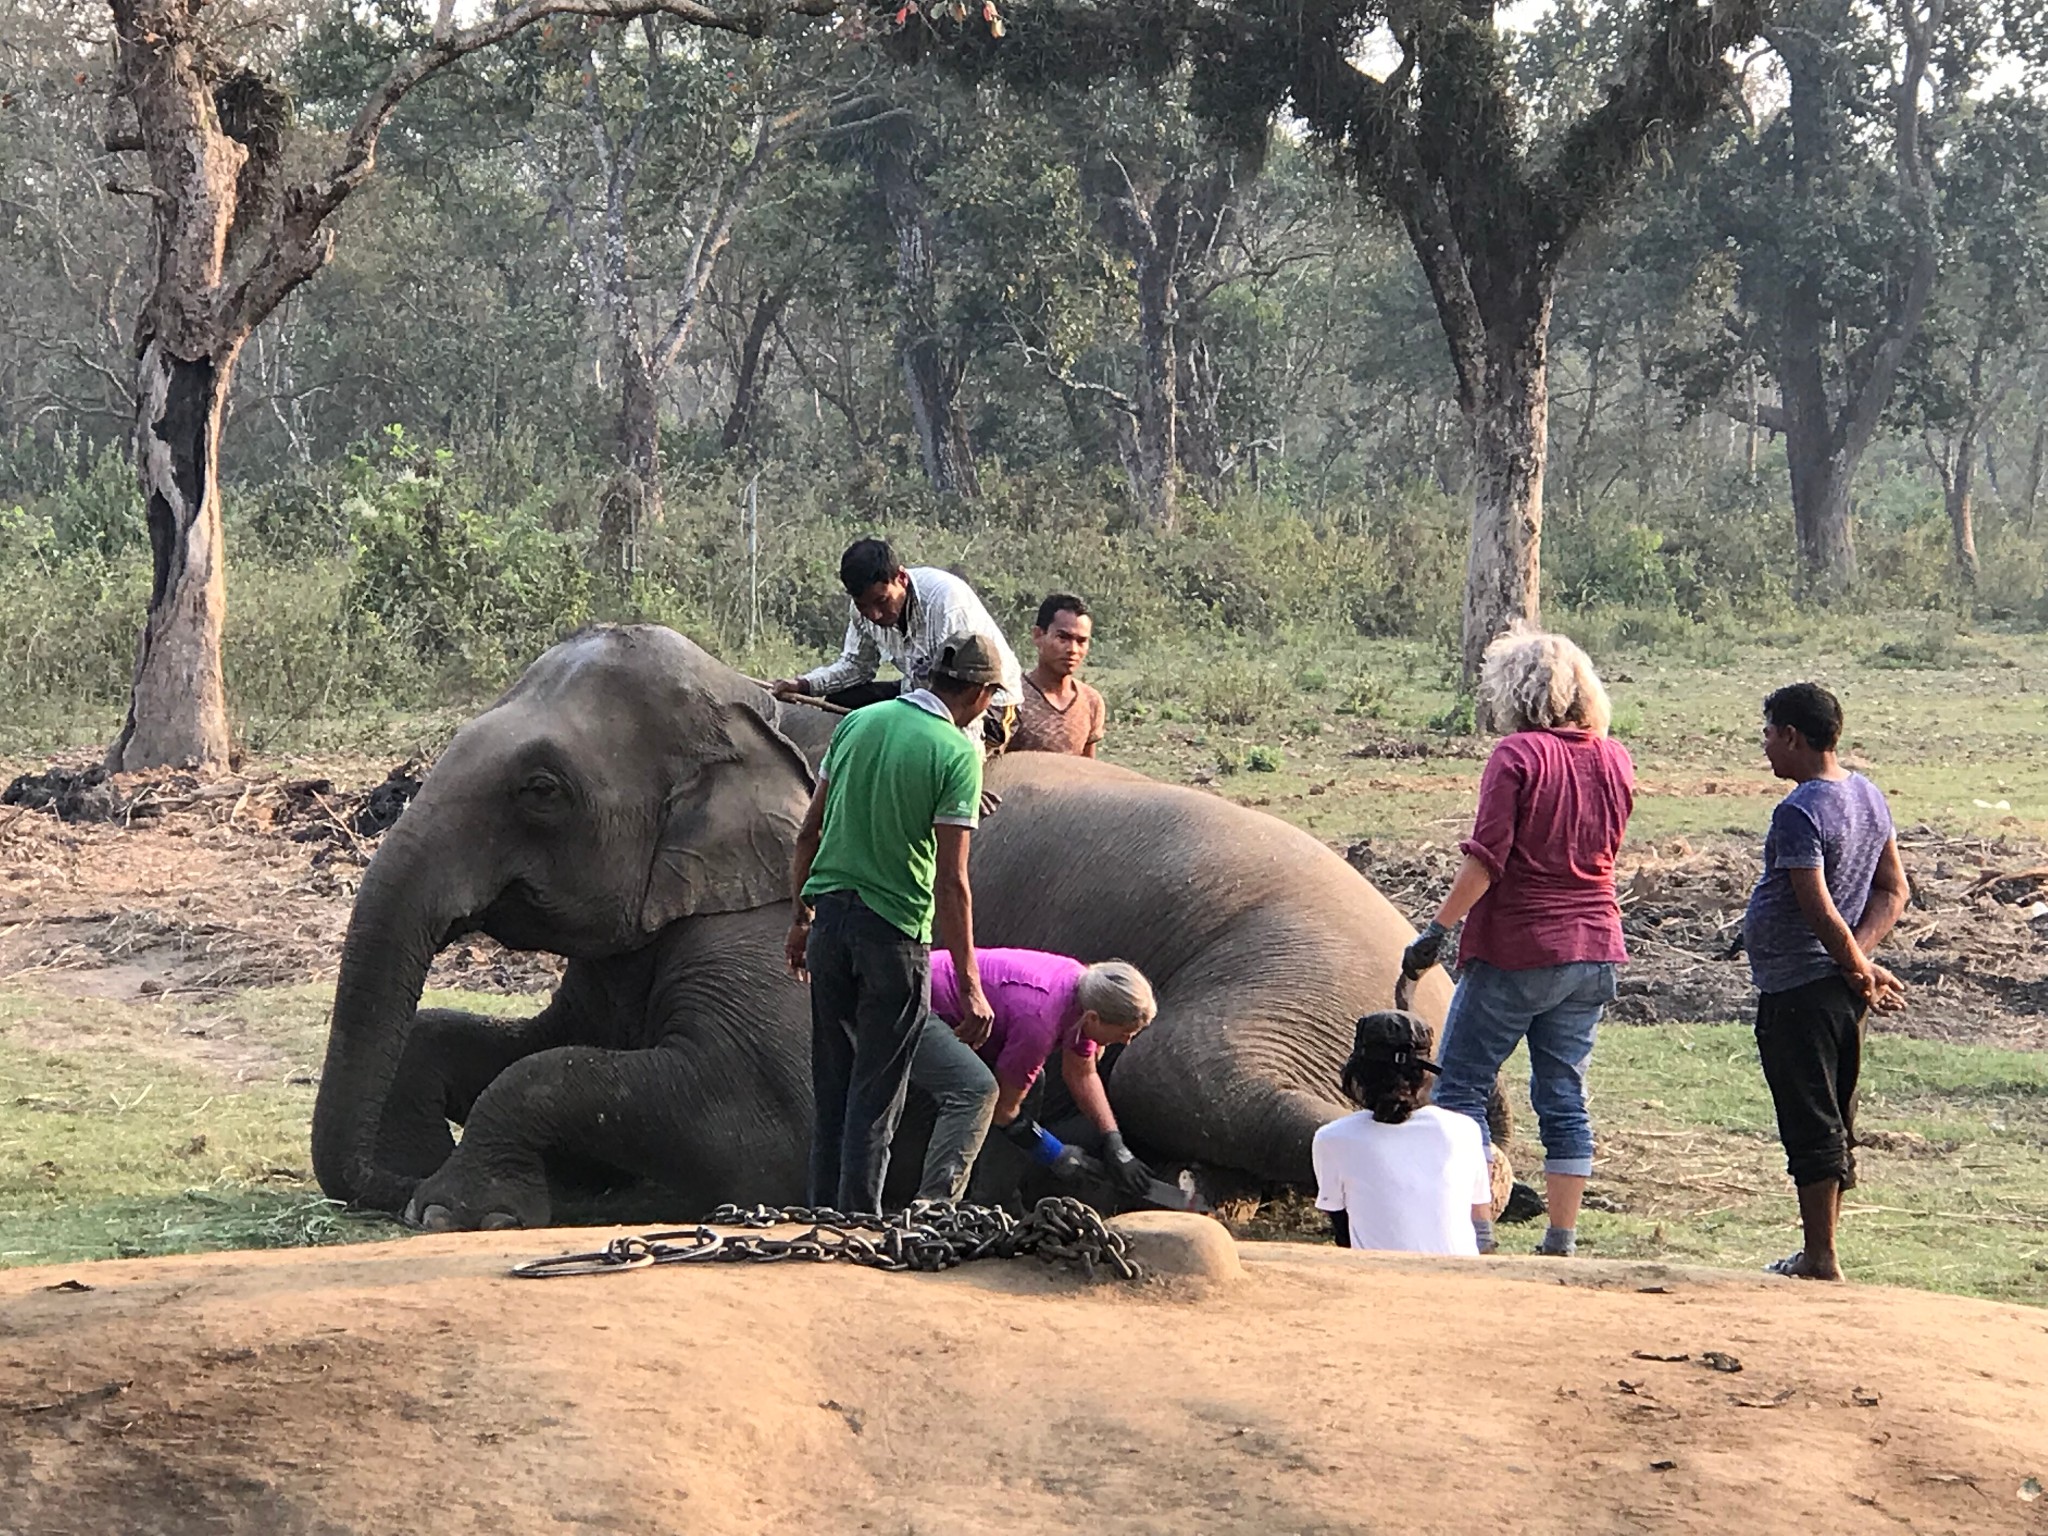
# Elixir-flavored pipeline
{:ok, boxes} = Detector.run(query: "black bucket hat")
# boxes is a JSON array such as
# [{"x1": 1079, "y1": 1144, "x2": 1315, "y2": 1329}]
[{"x1": 1347, "y1": 1010, "x2": 1442, "y2": 1075}]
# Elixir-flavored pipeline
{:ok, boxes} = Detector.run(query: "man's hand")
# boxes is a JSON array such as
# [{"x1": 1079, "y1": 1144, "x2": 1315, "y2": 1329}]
[
  {"x1": 784, "y1": 919, "x2": 811, "y2": 982},
  {"x1": 1402, "y1": 921, "x2": 1449, "y2": 981},
  {"x1": 769, "y1": 678, "x2": 810, "y2": 700},
  {"x1": 1100, "y1": 1130, "x2": 1155, "y2": 1197},
  {"x1": 953, "y1": 977, "x2": 996, "y2": 1049},
  {"x1": 1857, "y1": 961, "x2": 1906, "y2": 1015}
]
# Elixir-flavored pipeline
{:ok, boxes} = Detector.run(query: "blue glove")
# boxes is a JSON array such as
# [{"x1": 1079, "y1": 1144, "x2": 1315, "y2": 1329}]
[{"x1": 1001, "y1": 1117, "x2": 1067, "y2": 1168}]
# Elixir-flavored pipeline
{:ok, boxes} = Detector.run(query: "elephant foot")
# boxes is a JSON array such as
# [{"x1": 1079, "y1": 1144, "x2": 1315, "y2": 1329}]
[
  {"x1": 407, "y1": 1159, "x2": 551, "y2": 1232},
  {"x1": 410, "y1": 1203, "x2": 527, "y2": 1232}
]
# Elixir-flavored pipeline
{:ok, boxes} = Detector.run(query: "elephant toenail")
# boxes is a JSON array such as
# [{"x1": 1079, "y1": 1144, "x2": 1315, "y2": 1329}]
[
  {"x1": 481, "y1": 1212, "x2": 521, "y2": 1231},
  {"x1": 419, "y1": 1203, "x2": 458, "y2": 1232}
]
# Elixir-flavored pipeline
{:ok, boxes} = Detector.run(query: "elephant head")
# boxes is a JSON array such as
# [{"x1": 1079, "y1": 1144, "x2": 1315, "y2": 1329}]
[{"x1": 311, "y1": 625, "x2": 814, "y2": 1212}]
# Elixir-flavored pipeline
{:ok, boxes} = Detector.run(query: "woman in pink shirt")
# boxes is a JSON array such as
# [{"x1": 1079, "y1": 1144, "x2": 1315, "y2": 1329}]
[
  {"x1": 910, "y1": 949, "x2": 1158, "y2": 1204},
  {"x1": 1399, "y1": 630, "x2": 1635, "y2": 1258}
]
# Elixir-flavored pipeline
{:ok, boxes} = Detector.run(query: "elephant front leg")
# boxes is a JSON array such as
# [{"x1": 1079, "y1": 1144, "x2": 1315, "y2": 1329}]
[
  {"x1": 408, "y1": 1043, "x2": 807, "y2": 1231},
  {"x1": 373, "y1": 1005, "x2": 572, "y2": 1184}
]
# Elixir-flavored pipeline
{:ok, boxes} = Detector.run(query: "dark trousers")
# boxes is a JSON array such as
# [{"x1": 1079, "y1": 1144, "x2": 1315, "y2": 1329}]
[
  {"x1": 824, "y1": 681, "x2": 903, "y2": 711},
  {"x1": 806, "y1": 890, "x2": 930, "y2": 1213},
  {"x1": 1756, "y1": 974, "x2": 1868, "y2": 1189}
]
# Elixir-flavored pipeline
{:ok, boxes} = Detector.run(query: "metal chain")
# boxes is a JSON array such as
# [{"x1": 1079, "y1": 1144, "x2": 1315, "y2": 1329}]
[{"x1": 509, "y1": 1196, "x2": 1141, "y2": 1282}]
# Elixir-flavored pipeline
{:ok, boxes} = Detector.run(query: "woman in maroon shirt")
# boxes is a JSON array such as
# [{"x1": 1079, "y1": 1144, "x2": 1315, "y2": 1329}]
[{"x1": 1399, "y1": 630, "x2": 1635, "y2": 1257}]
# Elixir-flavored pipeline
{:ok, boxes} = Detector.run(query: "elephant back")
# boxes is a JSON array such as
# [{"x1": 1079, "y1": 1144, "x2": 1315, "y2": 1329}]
[{"x1": 974, "y1": 753, "x2": 1450, "y2": 1032}]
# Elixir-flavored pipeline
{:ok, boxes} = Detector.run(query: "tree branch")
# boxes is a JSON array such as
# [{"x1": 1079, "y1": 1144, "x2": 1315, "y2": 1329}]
[
  {"x1": 1715, "y1": 395, "x2": 1790, "y2": 434},
  {"x1": 1837, "y1": 0, "x2": 1944, "y2": 464},
  {"x1": 650, "y1": 116, "x2": 776, "y2": 379},
  {"x1": 1537, "y1": 0, "x2": 1770, "y2": 253},
  {"x1": 224, "y1": 0, "x2": 835, "y2": 339},
  {"x1": 1009, "y1": 326, "x2": 1139, "y2": 418}
]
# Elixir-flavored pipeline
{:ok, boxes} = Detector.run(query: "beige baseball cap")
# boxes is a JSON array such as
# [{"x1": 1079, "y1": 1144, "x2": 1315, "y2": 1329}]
[{"x1": 931, "y1": 631, "x2": 1006, "y2": 686}]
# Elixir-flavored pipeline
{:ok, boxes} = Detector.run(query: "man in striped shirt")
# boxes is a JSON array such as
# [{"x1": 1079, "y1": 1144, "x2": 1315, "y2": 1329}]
[{"x1": 771, "y1": 538, "x2": 1023, "y2": 749}]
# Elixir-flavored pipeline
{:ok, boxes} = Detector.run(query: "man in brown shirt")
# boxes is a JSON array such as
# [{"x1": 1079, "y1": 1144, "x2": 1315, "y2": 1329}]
[{"x1": 1012, "y1": 594, "x2": 1106, "y2": 757}]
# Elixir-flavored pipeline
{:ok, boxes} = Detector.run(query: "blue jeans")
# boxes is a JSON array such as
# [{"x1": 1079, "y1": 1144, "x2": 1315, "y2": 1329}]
[{"x1": 1435, "y1": 959, "x2": 1616, "y2": 1178}]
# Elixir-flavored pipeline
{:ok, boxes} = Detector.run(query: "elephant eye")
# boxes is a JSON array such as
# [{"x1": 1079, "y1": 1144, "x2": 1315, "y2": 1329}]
[{"x1": 517, "y1": 772, "x2": 568, "y2": 806}]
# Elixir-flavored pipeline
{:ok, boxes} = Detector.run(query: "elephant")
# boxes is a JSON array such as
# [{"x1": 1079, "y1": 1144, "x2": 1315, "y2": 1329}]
[{"x1": 310, "y1": 623, "x2": 1462, "y2": 1232}]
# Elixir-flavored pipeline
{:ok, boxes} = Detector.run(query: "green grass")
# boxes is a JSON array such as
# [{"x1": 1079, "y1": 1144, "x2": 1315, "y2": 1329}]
[
  {"x1": 1497, "y1": 1025, "x2": 2048, "y2": 1305},
  {"x1": 5, "y1": 980, "x2": 2047, "y2": 1303},
  {"x1": 1087, "y1": 616, "x2": 2048, "y2": 845},
  {"x1": 0, "y1": 986, "x2": 534, "y2": 1267}
]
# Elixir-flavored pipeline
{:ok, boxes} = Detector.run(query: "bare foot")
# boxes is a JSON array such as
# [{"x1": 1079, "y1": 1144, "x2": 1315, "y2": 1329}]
[{"x1": 1765, "y1": 1250, "x2": 1842, "y2": 1281}]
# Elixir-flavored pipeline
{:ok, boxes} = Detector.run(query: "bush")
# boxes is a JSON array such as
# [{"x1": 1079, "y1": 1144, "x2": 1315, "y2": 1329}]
[
  {"x1": 1195, "y1": 660, "x2": 1290, "y2": 725},
  {"x1": 338, "y1": 428, "x2": 596, "y2": 693}
]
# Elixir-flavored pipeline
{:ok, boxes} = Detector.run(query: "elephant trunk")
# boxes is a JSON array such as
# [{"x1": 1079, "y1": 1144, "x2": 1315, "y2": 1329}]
[{"x1": 312, "y1": 822, "x2": 477, "y2": 1213}]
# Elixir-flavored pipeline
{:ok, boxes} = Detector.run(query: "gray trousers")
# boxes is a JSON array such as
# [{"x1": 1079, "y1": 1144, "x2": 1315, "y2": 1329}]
[{"x1": 908, "y1": 1014, "x2": 998, "y2": 1202}]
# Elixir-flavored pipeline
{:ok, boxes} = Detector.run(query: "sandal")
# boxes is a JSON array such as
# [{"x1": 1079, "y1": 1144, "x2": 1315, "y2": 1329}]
[{"x1": 1765, "y1": 1251, "x2": 1842, "y2": 1280}]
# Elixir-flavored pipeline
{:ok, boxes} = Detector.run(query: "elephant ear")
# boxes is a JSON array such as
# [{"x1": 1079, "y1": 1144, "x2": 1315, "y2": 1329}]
[{"x1": 641, "y1": 702, "x2": 816, "y2": 931}]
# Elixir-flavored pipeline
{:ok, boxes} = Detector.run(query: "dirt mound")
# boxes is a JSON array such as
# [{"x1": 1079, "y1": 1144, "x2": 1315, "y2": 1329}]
[
  {"x1": 1345, "y1": 827, "x2": 2048, "y2": 1049},
  {"x1": 4, "y1": 1236, "x2": 2045, "y2": 1534}
]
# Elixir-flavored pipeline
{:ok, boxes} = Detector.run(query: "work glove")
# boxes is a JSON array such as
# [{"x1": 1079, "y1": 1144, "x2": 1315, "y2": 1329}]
[
  {"x1": 1100, "y1": 1131, "x2": 1155, "y2": 1197},
  {"x1": 1001, "y1": 1117, "x2": 1067, "y2": 1166},
  {"x1": 1401, "y1": 920, "x2": 1449, "y2": 981},
  {"x1": 1049, "y1": 1144, "x2": 1105, "y2": 1184}
]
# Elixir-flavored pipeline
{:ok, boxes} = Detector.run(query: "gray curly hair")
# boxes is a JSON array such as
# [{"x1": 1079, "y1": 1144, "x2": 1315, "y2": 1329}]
[
  {"x1": 1073, "y1": 960, "x2": 1157, "y2": 1029},
  {"x1": 1477, "y1": 628, "x2": 1612, "y2": 737}
]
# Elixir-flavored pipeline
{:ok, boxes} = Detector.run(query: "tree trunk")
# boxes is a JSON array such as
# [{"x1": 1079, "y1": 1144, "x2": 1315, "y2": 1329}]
[
  {"x1": 1785, "y1": 431, "x2": 1856, "y2": 598},
  {"x1": 2026, "y1": 411, "x2": 2047, "y2": 533},
  {"x1": 1130, "y1": 243, "x2": 1179, "y2": 529},
  {"x1": 1777, "y1": 240, "x2": 1858, "y2": 596},
  {"x1": 1177, "y1": 332, "x2": 1226, "y2": 495},
  {"x1": 720, "y1": 286, "x2": 787, "y2": 454},
  {"x1": 107, "y1": 0, "x2": 256, "y2": 773},
  {"x1": 596, "y1": 351, "x2": 659, "y2": 585},
  {"x1": 1946, "y1": 428, "x2": 1979, "y2": 589},
  {"x1": 1460, "y1": 307, "x2": 1550, "y2": 689},
  {"x1": 108, "y1": 338, "x2": 239, "y2": 771},
  {"x1": 869, "y1": 123, "x2": 977, "y2": 498}
]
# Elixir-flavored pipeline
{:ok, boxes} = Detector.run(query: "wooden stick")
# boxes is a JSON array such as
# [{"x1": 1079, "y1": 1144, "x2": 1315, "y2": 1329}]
[{"x1": 742, "y1": 677, "x2": 850, "y2": 715}]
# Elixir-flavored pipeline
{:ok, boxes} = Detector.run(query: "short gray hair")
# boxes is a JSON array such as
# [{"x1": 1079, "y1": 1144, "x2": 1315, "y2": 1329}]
[
  {"x1": 1074, "y1": 960, "x2": 1157, "y2": 1029},
  {"x1": 1477, "y1": 628, "x2": 1612, "y2": 737}
]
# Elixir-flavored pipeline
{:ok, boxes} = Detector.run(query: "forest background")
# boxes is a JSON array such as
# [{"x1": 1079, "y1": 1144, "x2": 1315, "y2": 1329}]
[{"x1": 8, "y1": 0, "x2": 2048, "y2": 754}]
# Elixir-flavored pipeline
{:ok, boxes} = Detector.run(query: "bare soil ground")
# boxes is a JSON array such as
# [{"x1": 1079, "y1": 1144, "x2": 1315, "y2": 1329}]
[
  {"x1": 10, "y1": 753, "x2": 2048, "y2": 1049},
  {"x1": 0, "y1": 756, "x2": 561, "y2": 1006},
  {"x1": 1349, "y1": 826, "x2": 2048, "y2": 1049},
  {"x1": 4, "y1": 1232, "x2": 2047, "y2": 1535}
]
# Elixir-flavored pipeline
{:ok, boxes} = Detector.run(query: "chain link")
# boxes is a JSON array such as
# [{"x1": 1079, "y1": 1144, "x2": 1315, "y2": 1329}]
[{"x1": 509, "y1": 1196, "x2": 1141, "y2": 1282}]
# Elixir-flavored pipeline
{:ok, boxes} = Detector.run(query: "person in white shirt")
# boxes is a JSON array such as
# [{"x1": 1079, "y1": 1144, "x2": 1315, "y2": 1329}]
[
  {"x1": 770, "y1": 538, "x2": 1023, "y2": 750},
  {"x1": 1313, "y1": 1010, "x2": 1493, "y2": 1256}
]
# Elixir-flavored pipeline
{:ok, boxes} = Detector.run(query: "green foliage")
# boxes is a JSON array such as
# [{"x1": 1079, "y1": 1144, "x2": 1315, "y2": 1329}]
[
  {"x1": 338, "y1": 427, "x2": 596, "y2": 692},
  {"x1": 1866, "y1": 617, "x2": 1984, "y2": 671},
  {"x1": 1194, "y1": 659, "x2": 1288, "y2": 725},
  {"x1": 1335, "y1": 669, "x2": 1395, "y2": 717},
  {"x1": 1245, "y1": 743, "x2": 1282, "y2": 772}
]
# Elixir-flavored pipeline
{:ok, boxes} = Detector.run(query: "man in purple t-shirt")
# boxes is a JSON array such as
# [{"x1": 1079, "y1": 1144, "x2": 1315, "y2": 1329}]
[
  {"x1": 905, "y1": 948, "x2": 1157, "y2": 1204},
  {"x1": 1745, "y1": 683, "x2": 1908, "y2": 1282}
]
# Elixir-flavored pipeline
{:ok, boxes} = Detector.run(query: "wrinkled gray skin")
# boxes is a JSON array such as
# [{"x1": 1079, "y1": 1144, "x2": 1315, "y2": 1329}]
[{"x1": 312, "y1": 624, "x2": 1458, "y2": 1231}]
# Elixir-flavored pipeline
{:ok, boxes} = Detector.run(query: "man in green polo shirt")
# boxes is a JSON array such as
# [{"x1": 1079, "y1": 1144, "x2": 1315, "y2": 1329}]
[{"x1": 785, "y1": 632, "x2": 1002, "y2": 1213}]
